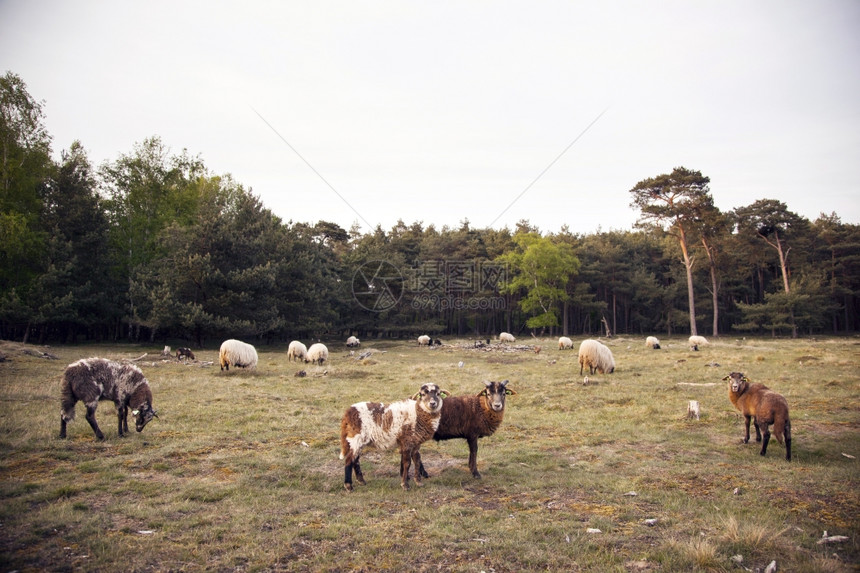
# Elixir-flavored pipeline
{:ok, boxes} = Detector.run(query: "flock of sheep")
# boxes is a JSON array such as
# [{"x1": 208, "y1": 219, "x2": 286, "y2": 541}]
[{"x1": 57, "y1": 330, "x2": 791, "y2": 493}]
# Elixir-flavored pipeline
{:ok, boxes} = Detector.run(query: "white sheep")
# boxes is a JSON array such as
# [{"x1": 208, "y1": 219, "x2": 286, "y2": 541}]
[
  {"x1": 340, "y1": 383, "x2": 450, "y2": 491},
  {"x1": 688, "y1": 335, "x2": 709, "y2": 351},
  {"x1": 287, "y1": 340, "x2": 308, "y2": 362},
  {"x1": 417, "y1": 335, "x2": 431, "y2": 346},
  {"x1": 306, "y1": 342, "x2": 329, "y2": 365},
  {"x1": 499, "y1": 332, "x2": 515, "y2": 343},
  {"x1": 346, "y1": 336, "x2": 360, "y2": 347},
  {"x1": 578, "y1": 339, "x2": 616, "y2": 375},
  {"x1": 558, "y1": 336, "x2": 573, "y2": 350},
  {"x1": 219, "y1": 339, "x2": 258, "y2": 371},
  {"x1": 645, "y1": 336, "x2": 661, "y2": 349}
]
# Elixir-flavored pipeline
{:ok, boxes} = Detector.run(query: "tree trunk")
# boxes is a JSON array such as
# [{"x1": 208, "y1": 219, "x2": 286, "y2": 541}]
[{"x1": 678, "y1": 227, "x2": 697, "y2": 336}]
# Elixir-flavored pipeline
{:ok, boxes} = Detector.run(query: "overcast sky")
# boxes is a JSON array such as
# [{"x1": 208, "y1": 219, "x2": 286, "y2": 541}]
[{"x1": 2, "y1": 1, "x2": 858, "y2": 235}]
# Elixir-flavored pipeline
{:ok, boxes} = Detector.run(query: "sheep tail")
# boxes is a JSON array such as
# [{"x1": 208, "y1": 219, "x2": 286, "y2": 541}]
[{"x1": 60, "y1": 380, "x2": 76, "y2": 421}]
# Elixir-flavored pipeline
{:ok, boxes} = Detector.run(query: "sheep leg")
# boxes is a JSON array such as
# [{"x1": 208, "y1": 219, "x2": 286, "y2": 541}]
[
  {"x1": 352, "y1": 457, "x2": 366, "y2": 486},
  {"x1": 411, "y1": 450, "x2": 424, "y2": 486},
  {"x1": 759, "y1": 422, "x2": 771, "y2": 456},
  {"x1": 117, "y1": 404, "x2": 128, "y2": 437},
  {"x1": 784, "y1": 421, "x2": 792, "y2": 461},
  {"x1": 400, "y1": 449, "x2": 414, "y2": 490},
  {"x1": 414, "y1": 451, "x2": 430, "y2": 479},
  {"x1": 343, "y1": 452, "x2": 358, "y2": 492},
  {"x1": 467, "y1": 436, "x2": 482, "y2": 479},
  {"x1": 742, "y1": 415, "x2": 752, "y2": 443},
  {"x1": 84, "y1": 405, "x2": 105, "y2": 440},
  {"x1": 59, "y1": 416, "x2": 67, "y2": 439},
  {"x1": 753, "y1": 420, "x2": 762, "y2": 442}
]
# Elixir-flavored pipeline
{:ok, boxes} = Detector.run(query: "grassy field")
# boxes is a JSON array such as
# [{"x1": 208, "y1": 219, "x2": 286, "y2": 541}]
[{"x1": 0, "y1": 335, "x2": 858, "y2": 572}]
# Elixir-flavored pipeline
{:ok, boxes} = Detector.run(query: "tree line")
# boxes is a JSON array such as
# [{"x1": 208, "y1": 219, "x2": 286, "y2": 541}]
[{"x1": 3, "y1": 71, "x2": 859, "y2": 346}]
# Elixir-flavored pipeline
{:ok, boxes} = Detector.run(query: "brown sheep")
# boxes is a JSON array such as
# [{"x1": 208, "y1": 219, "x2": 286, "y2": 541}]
[
  {"x1": 724, "y1": 372, "x2": 791, "y2": 461},
  {"x1": 415, "y1": 380, "x2": 517, "y2": 479}
]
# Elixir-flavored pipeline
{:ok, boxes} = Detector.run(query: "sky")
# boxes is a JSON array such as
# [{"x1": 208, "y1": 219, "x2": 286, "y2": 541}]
[{"x1": 2, "y1": 0, "x2": 859, "y2": 235}]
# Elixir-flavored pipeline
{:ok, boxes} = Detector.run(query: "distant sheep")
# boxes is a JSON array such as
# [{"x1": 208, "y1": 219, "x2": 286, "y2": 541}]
[
  {"x1": 287, "y1": 340, "x2": 308, "y2": 362},
  {"x1": 346, "y1": 336, "x2": 360, "y2": 347},
  {"x1": 416, "y1": 380, "x2": 517, "y2": 479},
  {"x1": 339, "y1": 383, "x2": 450, "y2": 491},
  {"x1": 306, "y1": 343, "x2": 329, "y2": 366},
  {"x1": 59, "y1": 358, "x2": 158, "y2": 440},
  {"x1": 417, "y1": 335, "x2": 431, "y2": 346},
  {"x1": 645, "y1": 336, "x2": 661, "y2": 349},
  {"x1": 724, "y1": 372, "x2": 791, "y2": 461},
  {"x1": 499, "y1": 332, "x2": 515, "y2": 343},
  {"x1": 219, "y1": 339, "x2": 258, "y2": 371},
  {"x1": 689, "y1": 335, "x2": 709, "y2": 351},
  {"x1": 578, "y1": 339, "x2": 616, "y2": 375},
  {"x1": 558, "y1": 336, "x2": 573, "y2": 350},
  {"x1": 175, "y1": 347, "x2": 196, "y2": 361}
]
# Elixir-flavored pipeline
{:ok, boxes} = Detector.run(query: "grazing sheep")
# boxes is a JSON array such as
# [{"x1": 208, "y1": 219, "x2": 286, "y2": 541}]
[
  {"x1": 578, "y1": 339, "x2": 616, "y2": 375},
  {"x1": 645, "y1": 336, "x2": 661, "y2": 349},
  {"x1": 59, "y1": 358, "x2": 158, "y2": 440},
  {"x1": 339, "y1": 383, "x2": 450, "y2": 491},
  {"x1": 416, "y1": 380, "x2": 517, "y2": 479},
  {"x1": 432, "y1": 338, "x2": 442, "y2": 346},
  {"x1": 558, "y1": 336, "x2": 573, "y2": 350},
  {"x1": 499, "y1": 332, "x2": 515, "y2": 343},
  {"x1": 219, "y1": 339, "x2": 258, "y2": 371},
  {"x1": 346, "y1": 336, "x2": 360, "y2": 347},
  {"x1": 417, "y1": 335, "x2": 431, "y2": 346},
  {"x1": 688, "y1": 335, "x2": 709, "y2": 351},
  {"x1": 724, "y1": 372, "x2": 791, "y2": 461},
  {"x1": 287, "y1": 340, "x2": 308, "y2": 362},
  {"x1": 306, "y1": 343, "x2": 329, "y2": 366},
  {"x1": 175, "y1": 347, "x2": 196, "y2": 361}
]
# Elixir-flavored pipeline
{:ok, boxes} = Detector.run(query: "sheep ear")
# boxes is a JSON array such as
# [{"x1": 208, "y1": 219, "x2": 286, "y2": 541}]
[
  {"x1": 132, "y1": 409, "x2": 139, "y2": 416},
  {"x1": 505, "y1": 388, "x2": 517, "y2": 396},
  {"x1": 721, "y1": 375, "x2": 731, "y2": 381},
  {"x1": 440, "y1": 389, "x2": 451, "y2": 398},
  {"x1": 411, "y1": 392, "x2": 421, "y2": 401},
  {"x1": 742, "y1": 376, "x2": 749, "y2": 382}
]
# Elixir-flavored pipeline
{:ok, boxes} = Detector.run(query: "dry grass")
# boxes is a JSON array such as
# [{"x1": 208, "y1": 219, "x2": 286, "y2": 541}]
[{"x1": 0, "y1": 336, "x2": 858, "y2": 572}]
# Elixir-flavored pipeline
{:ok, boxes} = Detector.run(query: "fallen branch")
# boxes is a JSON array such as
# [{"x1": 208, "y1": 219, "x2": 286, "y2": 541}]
[{"x1": 676, "y1": 382, "x2": 717, "y2": 387}]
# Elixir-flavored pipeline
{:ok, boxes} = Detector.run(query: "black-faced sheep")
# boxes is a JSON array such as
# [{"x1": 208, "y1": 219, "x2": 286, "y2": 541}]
[
  {"x1": 306, "y1": 343, "x2": 328, "y2": 365},
  {"x1": 416, "y1": 379, "x2": 517, "y2": 479},
  {"x1": 645, "y1": 336, "x2": 661, "y2": 349},
  {"x1": 499, "y1": 332, "x2": 515, "y2": 343},
  {"x1": 59, "y1": 358, "x2": 158, "y2": 440},
  {"x1": 689, "y1": 335, "x2": 709, "y2": 351},
  {"x1": 175, "y1": 347, "x2": 196, "y2": 361},
  {"x1": 339, "y1": 383, "x2": 450, "y2": 491},
  {"x1": 417, "y1": 335, "x2": 431, "y2": 346},
  {"x1": 558, "y1": 336, "x2": 573, "y2": 350},
  {"x1": 346, "y1": 336, "x2": 360, "y2": 347},
  {"x1": 578, "y1": 339, "x2": 616, "y2": 375},
  {"x1": 287, "y1": 340, "x2": 308, "y2": 362},
  {"x1": 724, "y1": 372, "x2": 791, "y2": 461},
  {"x1": 219, "y1": 339, "x2": 258, "y2": 371}
]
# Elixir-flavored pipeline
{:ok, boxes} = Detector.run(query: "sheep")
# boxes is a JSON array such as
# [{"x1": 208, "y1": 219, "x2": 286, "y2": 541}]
[
  {"x1": 306, "y1": 343, "x2": 329, "y2": 366},
  {"x1": 417, "y1": 335, "x2": 431, "y2": 346},
  {"x1": 499, "y1": 332, "x2": 515, "y2": 343},
  {"x1": 287, "y1": 340, "x2": 308, "y2": 362},
  {"x1": 339, "y1": 383, "x2": 450, "y2": 491},
  {"x1": 558, "y1": 336, "x2": 573, "y2": 350},
  {"x1": 578, "y1": 339, "x2": 616, "y2": 375},
  {"x1": 219, "y1": 339, "x2": 258, "y2": 371},
  {"x1": 346, "y1": 336, "x2": 360, "y2": 347},
  {"x1": 175, "y1": 347, "x2": 196, "y2": 361},
  {"x1": 432, "y1": 338, "x2": 442, "y2": 346},
  {"x1": 59, "y1": 358, "x2": 158, "y2": 440},
  {"x1": 645, "y1": 336, "x2": 661, "y2": 349},
  {"x1": 416, "y1": 379, "x2": 517, "y2": 479},
  {"x1": 689, "y1": 335, "x2": 709, "y2": 351},
  {"x1": 723, "y1": 372, "x2": 791, "y2": 461}
]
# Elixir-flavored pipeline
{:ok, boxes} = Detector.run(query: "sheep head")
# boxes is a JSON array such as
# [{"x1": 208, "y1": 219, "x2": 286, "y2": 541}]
[
  {"x1": 479, "y1": 379, "x2": 517, "y2": 412},
  {"x1": 723, "y1": 372, "x2": 749, "y2": 393},
  {"x1": 411, "y1": 383, "x2": 449, "y2": 414},
  {"x1": 131, "y1": 403, "x2": 158, "y2": 432}
]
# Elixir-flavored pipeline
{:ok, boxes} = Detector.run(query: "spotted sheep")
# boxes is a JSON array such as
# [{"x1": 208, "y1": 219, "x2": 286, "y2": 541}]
[
  {"x1": 339, "y1": 383, "x2": 450, "y2": 491},
  {"x1": 59, "y1": 358, "x2": 158, "y2": 440}
]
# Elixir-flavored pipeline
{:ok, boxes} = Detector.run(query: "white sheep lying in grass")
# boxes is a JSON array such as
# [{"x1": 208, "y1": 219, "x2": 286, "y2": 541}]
[
  {"x1": 287, "y1": 340, "x2": 307, "y2": 362},
  {"x1": 219, "y1": 339, "x2": 258, "y2": 371},
  {"x1": 689, "y1": 335, "x2": 709, "y2": 351},
  {"x1": 499, "y1": 332, "x2": 515, "y2": 343},
  {"x1": 578, "y1": 339, "x2": 615, "y2": 375},
  {"x1": 645, "y1": 336, "x2": 661, "y2": 349},
  {"x1": 339, "y1": 383, "x2": 450, "y2": 491},
  {"x1": 306, "y1": 343, "x2": 328, "y2": 365},
  {"x1": 346, "y1": 336, "x2": 360, "y2": 347},
  {"x1": 558, "y1": 336, "x2": 573, "y2": 350}
]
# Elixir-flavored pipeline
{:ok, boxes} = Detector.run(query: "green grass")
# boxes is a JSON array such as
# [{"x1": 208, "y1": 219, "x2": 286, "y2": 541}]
[{"x1": 0, "y1": 336, "x2": 858, "y2": 571}]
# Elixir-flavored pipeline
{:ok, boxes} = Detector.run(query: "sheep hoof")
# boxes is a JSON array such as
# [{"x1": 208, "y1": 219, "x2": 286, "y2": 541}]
[
  {"x1": 344, "y1": 483, "x2": 354, "y2": 492},
  {"x1": 356, "y1": 477, "x2": 366, "y2": 486},
  {"x1": 401, "y1": 482, "x2": 410, "y2": 491}
]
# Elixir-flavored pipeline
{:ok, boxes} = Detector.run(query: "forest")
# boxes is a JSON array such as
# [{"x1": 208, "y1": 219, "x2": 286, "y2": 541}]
[{"x1": 3, "y1": 71, "x2": 860, "y2": 346}]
